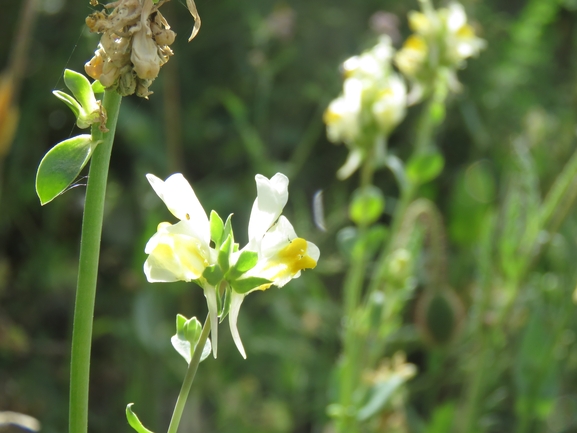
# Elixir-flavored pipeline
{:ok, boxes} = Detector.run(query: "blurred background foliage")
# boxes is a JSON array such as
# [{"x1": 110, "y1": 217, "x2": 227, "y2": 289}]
[{"x1": 2, "y1": 0, "x2": 577, "y2": 432}]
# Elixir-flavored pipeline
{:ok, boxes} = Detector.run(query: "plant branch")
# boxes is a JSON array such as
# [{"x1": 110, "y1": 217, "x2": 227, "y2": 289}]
[
  {"x1": 167, "y1": 313, "x2": 212, "y2": 433},
  {"x1": 69, "y1": 89, "x2": 122, "y2": 433}
]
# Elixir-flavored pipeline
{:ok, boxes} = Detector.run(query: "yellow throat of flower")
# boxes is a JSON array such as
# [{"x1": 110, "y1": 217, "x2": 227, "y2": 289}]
[{"x1": 278, "y1": 238, "x2": 317, "y2": 275}]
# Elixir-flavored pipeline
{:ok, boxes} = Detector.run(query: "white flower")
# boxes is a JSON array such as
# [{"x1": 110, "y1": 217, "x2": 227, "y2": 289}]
[
  {"x1": 228, "y1": 173, "x2": 320, "y2": 358},
  {"x1": 143, "y1": 173, "x2": 220, "y2": 357},
  {"x1": 324, "y1": 77, "x2": 363, "y2": 144},
  {"x1": 342, "y1": 36, "x2": 394, "y2": 82},
  {"x1": 394, "y1": 35, "x2": 428, "y2": 77},
  {"x1": 371, "y1": 73, "x2": 407, "y2": 133},
  {"x1": 143, "y1": 172, "x2": 320, "y2": 360}
]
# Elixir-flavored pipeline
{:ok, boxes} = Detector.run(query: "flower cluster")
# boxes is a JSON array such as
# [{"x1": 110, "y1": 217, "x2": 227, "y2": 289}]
[
  {"x1": 323, "y1": 2, "x2": 485, "y2": 178},
  {"x1": 144, "y1": 172, "x2": 319, "y2": 358},
  {"x1": 323, "y1": 36, "x2": 407, "y2": 179},
  {"x1": 84, "y1": 0, "x2": 200, "y2": 98},
  {"x1": 395, "y1": 2, "x2": 485, "y2": 101}
]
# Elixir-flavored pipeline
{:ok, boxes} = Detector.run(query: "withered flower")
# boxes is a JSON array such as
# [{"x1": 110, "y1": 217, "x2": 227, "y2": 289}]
[{"x1": 85, "y1": 0, "x2": 200, "y2": 98}]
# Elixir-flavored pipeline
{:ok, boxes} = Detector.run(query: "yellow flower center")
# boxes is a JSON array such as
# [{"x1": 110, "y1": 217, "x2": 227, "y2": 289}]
[
  {"x1": 323, "y1": 107, "x2": 342, "y2": 125},
  {"x1": 277, "y1": 238, "x2": 317, "y2": 275},
  {"x1": 403, "y1": 35, "x2": 428, "y2": 53},
  {"x1": 456, "y1": 24, "x2": 475, "y2": 39}
]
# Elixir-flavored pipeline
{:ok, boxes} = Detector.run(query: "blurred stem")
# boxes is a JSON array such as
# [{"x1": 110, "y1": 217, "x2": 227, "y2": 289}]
[
  {"x1": 69, "y1": 90, "x2": 122, "y2": 433},
  {"x1": 369, "y1": 88, "x2": 442, "y2": 293},
  {"x1": 460, "y1": 212, "x2": 496, "y2": 433},
  {"x1": 167, "y1": 314, "x2": 211, "y2": 433},
  {"x1": 415, "y1": 98, "x2": 436, "y2": 155},
  {"x1": 539, "y1": 146, "x2": 577, "y2": 233},
  {"x1": 498, "y1": 147, "x2": 577, "y2": 325},
  {"x1": 336, "y1": 144, "x2": 377, "y2": 433}
]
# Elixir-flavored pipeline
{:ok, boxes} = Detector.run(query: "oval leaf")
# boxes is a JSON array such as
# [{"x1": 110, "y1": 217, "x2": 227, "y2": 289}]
[
  {"x1": 64, "y1": 69, "x2": 98, "y2": 113},
  {"x1": 349, "y1": 185, "x2": 385, "y2": 226},
  {"x1": 36, "y1": 134, "x2": 96, "y2": 205},
  {"x1": 210, "y1": 210, "x2": 225, "y2": 246},
  {"x1": 406, "y1": 152, "x2": 444, "y2": 185}
]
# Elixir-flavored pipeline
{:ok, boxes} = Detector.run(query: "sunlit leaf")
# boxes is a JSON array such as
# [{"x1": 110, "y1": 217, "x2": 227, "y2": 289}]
[
  {"x1": 91, "y1": 80, "x2": 105, "y2": 94},
  {"x1": 231, "y1": 277, "x2": 271, "y2": 294},
  {"x1": 126, "y1": 404, "x2": 154, "y2": 433},
  {"x1": 210, "y1": 210, "x2": 225, "y2": 247},
  {"x1": 35, "y1": 135, "x2": 96, "y2": 205},
  {"x1": 52, "y1": 90, "x2": 81, "y2": 119},
  {"x1": 63, "y1": 69, "x2": 98, "y2": 114}
]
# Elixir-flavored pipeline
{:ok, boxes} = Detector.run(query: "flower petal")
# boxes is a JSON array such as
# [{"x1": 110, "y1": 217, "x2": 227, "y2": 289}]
[
  {"x1": 143, "y1": 221, "x2": 211, "y2": 283},
  {"x1": 260, "y1": 216, "x2": 298, "y2": 257},
  {"x1": 228, "y1": 291, "x2": 247, "y2": 359},
  {"x1": 248, "y1": 173, "x2": 289, "y2": 244},
  {"x1": 146, "y1": 173, "x2": 210, "y2": 244}
]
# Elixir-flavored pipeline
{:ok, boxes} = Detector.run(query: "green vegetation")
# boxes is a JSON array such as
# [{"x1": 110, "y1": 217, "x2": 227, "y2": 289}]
[{"x1": 2, "y1": 0, "x2": 577, "y2": 432}]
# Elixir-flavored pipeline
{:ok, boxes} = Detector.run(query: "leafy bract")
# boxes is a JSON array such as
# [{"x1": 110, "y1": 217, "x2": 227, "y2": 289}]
[
  {"x1": 126, "y1": 403, "x2": 155, "y2": 433},
  {"x1": 36, "y1": 135, "x2": 97, "y2": 205}
]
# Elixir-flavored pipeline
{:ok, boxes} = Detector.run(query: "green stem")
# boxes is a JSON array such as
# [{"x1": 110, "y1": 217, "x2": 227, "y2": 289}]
[
  {"x1": 336, "y1": 144, "x2": 377, "y2": 433},
  {"x1": 69, "y1": 90, "x2": 122, "y2": 433},
  {"x1": 459, "y1": 212, "x2": 496, "y2": 433},
  {"x1": 167, "y1": 314, "x2": 211, "y2": 433}
]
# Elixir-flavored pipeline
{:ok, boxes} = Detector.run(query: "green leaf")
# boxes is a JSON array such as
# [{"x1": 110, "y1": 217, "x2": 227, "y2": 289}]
[
  {"x1": 357, "y1": 374, "x2": 405, "y2": 421},
  {"x1": 231, "y1": 277, "x2": 271, "y2": 294},
  {"x1": 226, "y1": 250, "x2": 258, "y2": 280},
  {"x1": 91, "y1": 80, "x2": 105, "y2": 94},
  {"x1": 183, "y1": 316, "x2": 202, "y2": 345},
  {"x1": 202, "y1": 264, "x2": 224, "y2": 286},
  {"x1": 210, "y1": 210, "x2": 225, "y2": 247},
  {"x1": 424, "y1": 402, "x2": 455, "y2": 433},
  {"x1": 223, "y1": 214, "x2": 233, "y2": 243},
  {"x1": 64, "y1": 69, "x2": 98, "y2": 113},
  {"x1": 406, "y1": 152, "x2": 444, "y2": 185},
  {"x1": 234, "y1": 250, "x2": 258, "y2": 272},
  {"x1": 52, "y1": 90, "x2": 82, "y2": 119},
  {"x1": 126, "y1": 404, "x2": 155, "y2": 433},
  {"x1": 349, "y1": 185, "x2": 385, "y2": 226},
  {"x1": 218, "y1": 234, "x2": 232, "y2": 273},
  {"x1": 171, "y1": 315, "x2": 211, "y2": 364},
  {"x1": 385, "y1": 155, "x2": 407, "y2": 193},
  {"x1": 36, "y1": 135, "x2": 96, "y2": 205}
]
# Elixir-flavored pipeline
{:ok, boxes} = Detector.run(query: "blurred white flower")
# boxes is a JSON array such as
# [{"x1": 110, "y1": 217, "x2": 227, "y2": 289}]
[
  {"x1": 324, "y1": 36, "x2": 408, "y2": 177},
  {"x1": 324, "y1": 77, "x2": 363, "y2": 144}
]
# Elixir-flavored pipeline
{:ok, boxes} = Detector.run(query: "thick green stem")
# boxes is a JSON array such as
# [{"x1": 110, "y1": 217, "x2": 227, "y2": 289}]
[
  {"x1": 167, "y1": 314, "x2": 211, "y2": 433},
  {"x1": 69, "y1": 90, "x2": 122, "y2": 433}
]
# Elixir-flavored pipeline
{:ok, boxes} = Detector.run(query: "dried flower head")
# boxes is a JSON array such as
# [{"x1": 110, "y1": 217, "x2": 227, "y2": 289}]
[{"x1": 85, "y1": 0, "x2": 200, "y2": 98}]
